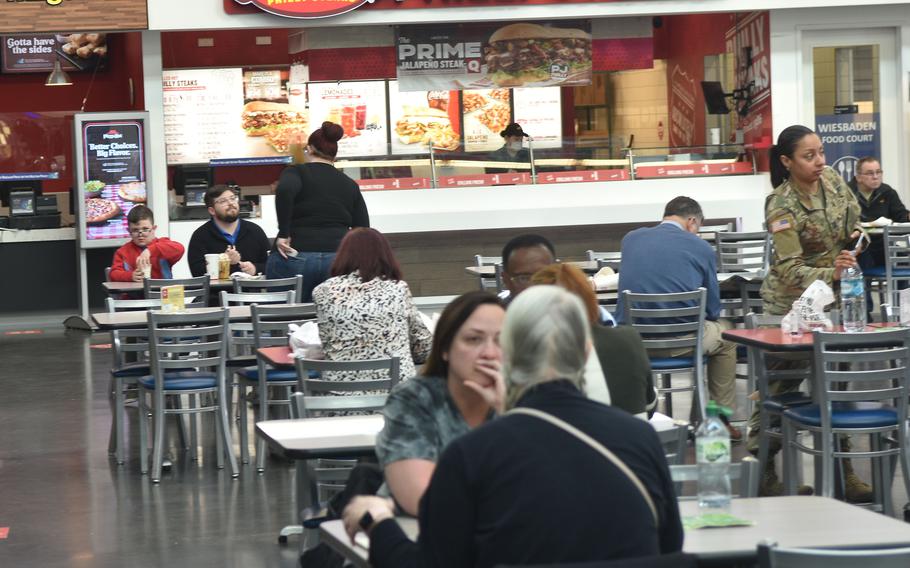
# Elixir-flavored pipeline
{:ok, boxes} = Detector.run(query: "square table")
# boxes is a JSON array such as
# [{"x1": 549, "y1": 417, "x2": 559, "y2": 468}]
[{"x1": 318, "y1": 496, "x2": 910, "y2": 567}]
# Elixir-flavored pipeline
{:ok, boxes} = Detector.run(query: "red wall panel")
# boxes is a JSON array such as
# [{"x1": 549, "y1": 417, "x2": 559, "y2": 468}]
[{"x1": 161, "y1": 29, "x2": 290, "y2": 69}]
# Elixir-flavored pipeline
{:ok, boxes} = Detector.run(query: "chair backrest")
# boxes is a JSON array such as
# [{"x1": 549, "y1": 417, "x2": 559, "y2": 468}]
[
  {"x1": 811, "y1": 329, "x2": 910, "y2": 426},
  {"x1": 670, "y1": 456, "x2": 759, "y2": 500},
  {"x1": 294, "y1": 357, "x2": 401, "y2": 417},
  {"x1": 716, "y1": 231, "x2": 770, "y2": 273},
  {"x1": 474, "y1": 254, "x2": 504, "y2": 292},
  {"x1": 219, "y1": 290, "x2": 295, "y2": 307},
  {"x1": 106, "y1": 296, "x2": 163, "y2": 313},
  {"x1": 883, "y1": 226, "x2": 910, "y2": 308},
  {"x1": 233, "y1": 275, "x2": 304, "y2": 303},
  {"x1": 656, "y1": 422, "x2": 688, "y2": 466},
  {"x1": 144, "y1": 275, "x2": 211, "y2": 306},
  {"x1": 106, "y1": 297, "x2": 162, "y2": 368},
  {"x1": 104, "y1": 266, "x2": 112, "y2": 282},
  {"x1": 621, "y1": 288, "x2": 707, "y2": 351},
  {"x1": 757, "y1": 543, "x2": 910, "y2": 568},
  {"x1": 147, "y1": 308, "x2": 230, "y2": 391},
  {"x1": 250, "y1": 303, "x2": 318, "y2": 349},
  {"x1": 586, "y1": 250, "x2": 622, "y2": 271}
]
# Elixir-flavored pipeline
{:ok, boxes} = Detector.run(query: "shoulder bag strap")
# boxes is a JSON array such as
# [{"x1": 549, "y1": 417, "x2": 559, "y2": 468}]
[{"x1": 507, "y1": 407, "x2": 659, "y2": 526}]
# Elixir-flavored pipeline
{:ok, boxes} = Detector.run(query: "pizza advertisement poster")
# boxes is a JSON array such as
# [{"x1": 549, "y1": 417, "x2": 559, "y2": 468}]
[
  {"x1": 388, "y1": 80, "x2": 461, "y2": 156},
  {"x1": 307, "y1": 81, "x2": 388, "y2": 159},
  {"x1": 74, "y1": 112, "x2": 153, "y2": 247},
  {"x1": 395, "y1": 20, "x2": 592, "y2": 92},
  {"x1": 513, "y1": 86, "x2": 563, "y2": 150},
  {"x1": 462, "y1": 89, "x2": 512, "y2": 152}
]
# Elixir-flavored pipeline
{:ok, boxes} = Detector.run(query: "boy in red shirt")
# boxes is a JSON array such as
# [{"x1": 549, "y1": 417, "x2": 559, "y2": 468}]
[{"x1": 109, "y1": 205, "x2": 185, "y2": 282}]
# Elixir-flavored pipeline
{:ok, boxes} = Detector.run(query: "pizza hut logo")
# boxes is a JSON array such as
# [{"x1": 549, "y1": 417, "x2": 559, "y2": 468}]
[
  {"x1": 103, "y1": 129, "x2": 123, "y2": 139},
  {"x1": 234, "y1": 0, "x2": 374, "y2": 19}
]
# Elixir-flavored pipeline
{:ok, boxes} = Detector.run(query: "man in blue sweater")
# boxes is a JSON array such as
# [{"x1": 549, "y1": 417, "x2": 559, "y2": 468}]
[{"x1": 615, "y1": 196, "x2": 739, "y2": 439}]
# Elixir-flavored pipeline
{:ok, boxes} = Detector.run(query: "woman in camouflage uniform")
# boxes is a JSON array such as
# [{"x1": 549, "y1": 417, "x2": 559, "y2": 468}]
[{"x1": 751, "y1": 124, "x2": 871, "y2": 501}]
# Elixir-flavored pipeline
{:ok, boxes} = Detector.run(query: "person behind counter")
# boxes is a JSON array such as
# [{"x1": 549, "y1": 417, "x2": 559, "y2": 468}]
[
  {"x1": 342, "y1": 286, "x2": 683, "y2": 568},
  {"x1": 109, "y1": 205, "x2": 185, "y2": 282},
  {"x1": 187, "y1": 185, "x2": 270, "y2": 278},
  {"x1": 487, "y1": 122, "x2": 530, "y2": 173},
  {"x1": 267, "y1": 121, "x2": 370, "y2": 302}
]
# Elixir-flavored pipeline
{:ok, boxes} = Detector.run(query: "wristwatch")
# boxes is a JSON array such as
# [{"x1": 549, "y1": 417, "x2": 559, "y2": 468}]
[{"x1": 359, "y1": 511, "x2": 375, "y2": 532}]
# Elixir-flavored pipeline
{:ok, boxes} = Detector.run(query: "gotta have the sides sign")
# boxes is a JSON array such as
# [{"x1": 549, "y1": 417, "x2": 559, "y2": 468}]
[{"x1": 233, "y1": 0, "x2": 373, "y2": 18}]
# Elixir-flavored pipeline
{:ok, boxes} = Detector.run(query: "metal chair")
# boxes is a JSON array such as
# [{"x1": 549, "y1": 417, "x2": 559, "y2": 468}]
[
  {"x1": 670, "y1": 456, "x2": 760, "y2": 500},
  {"x1": 585, "y1": 250, "x2": 622, "y2": 272},
  {"x1": 233, "y1": 275, "x2": 304, "y2": 303},
  {"x1": 294, "y1": 357, "x2": 400, "y2": 417},
  {"x1": 656, "y1": 421, "x2": 689, "y2": 466},
  {"x1": 744, "y1": 313, "x2": 813, "y2": 475},
  {"x1": 621, "y1": 288, "x2": 708, "y2": 423},
  {"x1": 758, "y1": 542, "x2": 910, "y2": 568},
  {"x1": 474, "y1": 254, "x2": 503, "y2": 293},
  {"x1": 143, "y1": 275, "x2": 211, "y2": 306},
  {"x1": 864, "y1": 226, "x2": 910, "y2": 311},
  {"x1": 241, "y1": 303, "x2": 316, "y2": 471},
  {"x1": 139, "y1": 308, "x2": 238, "y2": 483},
  {"x1": 716, "y1": 231, "x2": 770, "y2": 274},
  {"x1": 781, "y1": 328, "x2": 910, "y2": 515},
  {"x1": 106, "y1": 297, "x2": 162, "y2": 465}
]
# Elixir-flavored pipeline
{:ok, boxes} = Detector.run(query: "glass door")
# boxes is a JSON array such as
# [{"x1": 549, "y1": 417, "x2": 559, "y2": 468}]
[{"x1": 801, "y1": 29, "x2": 900, "y2": 190}]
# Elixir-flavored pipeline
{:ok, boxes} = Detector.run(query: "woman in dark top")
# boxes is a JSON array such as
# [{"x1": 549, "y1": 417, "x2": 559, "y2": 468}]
[
  {"x1": 342, "y1": 286, "x2": 683, "y2": 568},
  {"x1": 266, "y1": 121, "x2": 370, "y2": 301}
]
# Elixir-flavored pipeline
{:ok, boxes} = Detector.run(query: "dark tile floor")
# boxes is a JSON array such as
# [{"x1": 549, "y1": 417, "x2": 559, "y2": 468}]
[{"x1": 0, "y1": 327, "x2": 301, "y2": 568}]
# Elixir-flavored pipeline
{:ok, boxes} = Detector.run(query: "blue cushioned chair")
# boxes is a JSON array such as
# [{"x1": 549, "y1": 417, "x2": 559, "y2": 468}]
[
  {"x1": 758, "y1": 542, "x2": 910, "y2": 568},
  {"x1": 140, "y1": 308, "x2": 237, "y2": 483},
  {"x1": 781, "y1": 328, "x2": 910, "y2": 515},
  {"x1": 863, "y1": 225, "x2": 910, "y2": 315},
  {"x1": 622, "y1": 288, "x2": 708, "y2": 424},
  {"x1": 243, "y1": 302, "x2": 317, "y2": 471}
]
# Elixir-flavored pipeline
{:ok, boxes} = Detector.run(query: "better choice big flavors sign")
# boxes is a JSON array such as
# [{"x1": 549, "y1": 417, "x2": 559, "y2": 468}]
[{"x1": 233, "y1": 0, "x2": 373, "y2": 18}]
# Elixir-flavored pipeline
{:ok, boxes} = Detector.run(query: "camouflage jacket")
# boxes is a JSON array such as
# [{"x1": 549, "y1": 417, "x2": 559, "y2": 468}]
[{"x1": 760, "y1": 166, "x2": 862, "y2": 315}]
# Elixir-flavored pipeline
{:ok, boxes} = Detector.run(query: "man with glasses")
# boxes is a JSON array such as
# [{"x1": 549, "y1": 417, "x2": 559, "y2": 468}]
[
  {"x1": 500, "y1": 234, "x2": 556, "y2": 302},
  {"x1": 614, "y1": 196, "x2": 740, "y2": 439},
  {"x1": 849, "y1": 156, "x2": 909, "y2": 267},
  {"x1": 109, "y1": 205, "x2": 185, "y2": 282},
  {"x1": 187, "y1": 185, "x2": 270, "y2": 277}
]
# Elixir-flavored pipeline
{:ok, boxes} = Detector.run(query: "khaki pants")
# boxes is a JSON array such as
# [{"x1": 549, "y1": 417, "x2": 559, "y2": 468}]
[{"x1": 650, "y1": 319, "x2": 738, "y2": 410}]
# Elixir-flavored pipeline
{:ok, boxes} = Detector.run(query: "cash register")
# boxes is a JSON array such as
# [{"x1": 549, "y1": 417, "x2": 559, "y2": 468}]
[
  {"x1": 172, "y1": 164, "x2": 214, "y2": 220},
  {"x1": 0, "y1": 181, "x2": 61, "y2": 229}
]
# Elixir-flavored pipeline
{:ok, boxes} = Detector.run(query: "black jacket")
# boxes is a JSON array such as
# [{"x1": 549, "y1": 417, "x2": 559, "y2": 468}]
[
  {"x1": 848, "y1": 179, "x2": 909, "y2": 224},
  {"x1": 187, "y1": 219, "x2": 271, "y2": 277},
  {"x1": 369, "y1": 380, "x2": 683, "y2": 568}
]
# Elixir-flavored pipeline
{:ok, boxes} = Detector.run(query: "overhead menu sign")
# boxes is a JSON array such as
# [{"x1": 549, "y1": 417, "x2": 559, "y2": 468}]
[
  {"x1": 396, "y1": 20, "x2": 592, "y2": 92},
  {"x1": 308, "y1": 81, "x2": 389, "y2": 158},
  {"x1": 513, "y1": 87, "x2": 562, "y2": 150}
]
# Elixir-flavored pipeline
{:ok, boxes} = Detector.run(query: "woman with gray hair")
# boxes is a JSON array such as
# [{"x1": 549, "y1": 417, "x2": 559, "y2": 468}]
[{"x1": 342, "y1": 286, "x2": 684, "y2": 567}]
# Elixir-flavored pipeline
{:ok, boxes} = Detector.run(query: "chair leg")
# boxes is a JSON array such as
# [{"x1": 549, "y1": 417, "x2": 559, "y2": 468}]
[
  {"x1": 821, "y1": 432, "x2": 835, "y2": 499},
  {"x1": 256, "y1": 381, "x2": 270, "y2": 473},
  {"x1": 188, "y1": 393, "x2": 198, "y2": 461},
  {"x1": 757, "y1": 407, "x2": 772, "y2": 474},
  {"x1": 661, "y1": 374, "x2": 672, "y2": 417},
  {"x1": 782, "y1": 418, "x2": 795, "y2": 495},
  {"x1": 173, "y1": 395, "x2": 189, "y2": 452},
  {"x1": 900, "y1": 421, "x2": 910, "y2": 513},
  {"x1": 215, "y1": 394, "x2": 225, "y2": 471},
  {"x1": 151, "y1": 392, "x2": 166, "y2": 483},
  {"x1": 139, "y1": 390, "x2": 149, "y2": 475},
  {"x1": 217, "y1": 383, "x2": 239, "y2": 479},
  {"x1": 113, "y1": 378, "x2": 126, "y2": 465},
  {"x1": 239, "y1": 383, "x2": 250, "y2": 465}
]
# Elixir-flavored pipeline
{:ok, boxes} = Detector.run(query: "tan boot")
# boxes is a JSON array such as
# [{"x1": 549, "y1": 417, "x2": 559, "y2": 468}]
[
  {"x1": 759, "y1": 459, "x2": 813, "y2": 497},
  {"x1": 843, "y1": 460, "x2": 874, "y2": 503}
]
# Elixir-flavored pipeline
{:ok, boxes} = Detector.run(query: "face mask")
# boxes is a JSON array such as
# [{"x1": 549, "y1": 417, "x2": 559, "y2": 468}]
[{"x1": 508, "y1": 141, "x2": 523, "y2": 152}]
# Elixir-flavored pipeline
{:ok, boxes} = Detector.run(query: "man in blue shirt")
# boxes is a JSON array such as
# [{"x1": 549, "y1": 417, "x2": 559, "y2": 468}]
[
  {"x1": 615, "y1": 196, "x2": 739, "y2": 439},
  {"x1": 187, "y1": 185, "x2": 270, "y2": 277}
]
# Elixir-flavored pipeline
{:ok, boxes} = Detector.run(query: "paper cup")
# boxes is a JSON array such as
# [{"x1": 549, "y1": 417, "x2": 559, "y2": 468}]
[{"x1": 204, "y1": 254, "x2": 221, "y2": 280}]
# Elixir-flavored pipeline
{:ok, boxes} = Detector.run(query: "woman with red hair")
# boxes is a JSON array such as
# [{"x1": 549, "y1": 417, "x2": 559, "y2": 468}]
[{"x1": 312, "y1": 228, "x2": 432, "y2": 383}]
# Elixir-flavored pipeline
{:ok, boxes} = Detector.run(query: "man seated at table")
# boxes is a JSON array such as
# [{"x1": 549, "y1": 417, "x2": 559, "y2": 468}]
[
  {"x1": 500, "y1": 233, "x2": 556, "y2": 302},
  {"x1": 614, "y1": 196, "x2": 740, "y2": 439},
  {"x1": 187, "y1": 185, "x2": 270, "y2": 277},
  {"x1": 109, "y1": 205, "x2": 185, "y2": 282}
]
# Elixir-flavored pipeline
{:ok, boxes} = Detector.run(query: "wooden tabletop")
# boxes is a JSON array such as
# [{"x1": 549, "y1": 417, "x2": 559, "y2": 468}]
[
  {"x1": 102, "y1": 279, "x2": 235, "y2": 293},
  {"x1": 319, "y1": 497, "x2": 910, "y2": 566},
  {"x1": 258, "y1": 346, "x2": 294, "y2": 369},
  {"x1": 723, "y1": 323, "x2": 904, "y2": 351},
  {"x1": 255, "y1": 415, "x2": 384, "y2": 460}
]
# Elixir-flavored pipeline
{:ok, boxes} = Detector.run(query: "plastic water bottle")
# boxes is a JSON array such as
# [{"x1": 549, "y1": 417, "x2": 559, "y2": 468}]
[
  {"x1": 840, "y1": 262, "x2": 867, "y2": 333},
  {"x1": 696, "y1": 401, "x2": 731, "y2": 510}
]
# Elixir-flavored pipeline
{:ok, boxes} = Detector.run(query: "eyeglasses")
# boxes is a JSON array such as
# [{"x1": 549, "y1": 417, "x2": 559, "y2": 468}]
[
  {"x1": 214, "y1": 194, "x2": 239, "y2": 206},
  {"x1": 509, "y1": 273, "x2": 535, "y2": 285},
  {"x1": 860, "y1": 170, "x2": 883, "y2": 177},
  {"x1": 129, "y1": 228, "x2": 153, "y2": 236}
]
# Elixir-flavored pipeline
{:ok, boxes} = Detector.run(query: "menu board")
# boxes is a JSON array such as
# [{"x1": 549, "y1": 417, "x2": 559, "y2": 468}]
[
  {"x1": 388, "y1": 80, "x2": 461, "y2": 155},
  {"x1": 307, "y1": 81, "x2": 388, "y2": 158},
  {"x1": 513, "y1": 87, "x2": 562, "y2": 149},
  {"x1": 1, "y1": 33, "x2": 108, "y2": 73},
  {"x1": 74, "y1": 113, "x2": 151, "y2": 246},
  {"x1": 462, "y1": 89, "x2": 512, "y2": 152}
]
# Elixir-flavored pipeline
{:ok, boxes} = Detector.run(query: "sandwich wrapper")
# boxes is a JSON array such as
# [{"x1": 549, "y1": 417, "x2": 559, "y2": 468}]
[
  {"x1": 861, "y1": 216, "x2": 892, "y2": 228},
  {"x1": 781, "y1": 280, "x2": 835, "y2": 333},
  {"x1": 289, "y1": 322, "x2": 325, "y2": 360},
  {"x1": 230, "y1": 272, "x2": 264, "y2": 280},
  {"x1": 592, "y1": 267, "x2": 619, "y2": 292}
]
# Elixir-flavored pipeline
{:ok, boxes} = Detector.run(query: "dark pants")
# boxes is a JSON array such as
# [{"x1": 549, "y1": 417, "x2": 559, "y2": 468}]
[
  {"x1": 266, "y1": 251, "x2": 336, "y2": 303},
  {"x1": 859, "y1": 247, "x2": 908, "y2": 317}
]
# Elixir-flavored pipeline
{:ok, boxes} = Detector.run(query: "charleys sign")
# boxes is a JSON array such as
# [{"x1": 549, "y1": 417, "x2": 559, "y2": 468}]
[{"x1": 233, "y1": 0, "x2": 373, "y2": 18}]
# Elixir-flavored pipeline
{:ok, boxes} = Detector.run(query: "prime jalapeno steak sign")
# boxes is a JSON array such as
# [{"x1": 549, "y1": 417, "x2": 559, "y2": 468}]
[{"x1": 233, "y1": 0, "x2": 374, "y2": 18}]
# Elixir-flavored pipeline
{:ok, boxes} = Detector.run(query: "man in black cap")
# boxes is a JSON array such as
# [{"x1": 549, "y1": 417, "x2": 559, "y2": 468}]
[{"x1": 488, "y1": 123, "x2": 530, "y2": 172}]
